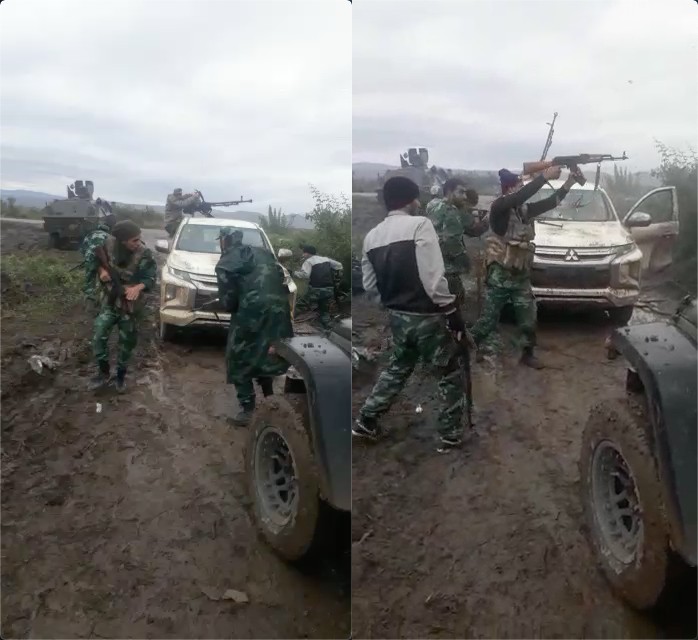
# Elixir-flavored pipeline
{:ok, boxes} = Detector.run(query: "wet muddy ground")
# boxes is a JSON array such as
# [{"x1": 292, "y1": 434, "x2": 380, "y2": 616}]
[
  {"x1": 351, "y1": 289, "x2": 695, "y2": 639},
  {"x1": 1, "y1": 222, "x2": 349, "y2": 639}
]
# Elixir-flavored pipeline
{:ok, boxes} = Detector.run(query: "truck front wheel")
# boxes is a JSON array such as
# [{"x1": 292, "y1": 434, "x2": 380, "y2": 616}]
[
  {"x1": 580, "y1": 396, "x2": 671, "y2": 609},
  {"x1": 246, "y1": 394, "x2": 324, "y2": 563}
]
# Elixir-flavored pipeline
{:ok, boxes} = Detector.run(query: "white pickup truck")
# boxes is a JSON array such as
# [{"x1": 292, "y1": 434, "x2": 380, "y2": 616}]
[
  {"x1": 525, "y1": 180, "x2": 679, "y2": 324},
  {"x1": 155, "y1": 216, "x2": 297, "y2": 340}
]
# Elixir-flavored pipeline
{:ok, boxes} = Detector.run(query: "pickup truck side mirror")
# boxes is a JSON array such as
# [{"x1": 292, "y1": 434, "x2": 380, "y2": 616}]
[
  {"x1": 155, "y1": 239, "x2": 170, "y2": 254},
  {"x1": 625, "y1": 211, "x2": 652, "y2": 228},
  {"x1": 278, "y1": 248, "x2": 293, "y2": 262}
]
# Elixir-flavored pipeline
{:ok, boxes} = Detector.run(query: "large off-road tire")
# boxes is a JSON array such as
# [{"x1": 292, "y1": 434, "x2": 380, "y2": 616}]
[
  {"x1": 245, "y1": 394, "x2": 322, "y2": 562},
  {"x1": 579, "y1": 395, "x2": 671, "y2": 610},
  {"x1": 608, "y1": 305, "x2": 634, "y2": 326}
]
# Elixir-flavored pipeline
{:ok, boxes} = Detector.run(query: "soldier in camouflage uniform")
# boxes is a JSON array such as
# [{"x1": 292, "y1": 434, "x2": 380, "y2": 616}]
[
  {"x1": 88, "y1": 220, "x2": 157, "y2": 391},
  {"x1": 164, "y1": 188, "x2": 202, "y2": 238},
  {"x1": 353, "y1": 176, "x2": 468, "y2": 453},
  {"x1": 425, "y1": 178, "x2": 489, "y2": 317},
  {"x1": 294, "y1": 245, "x2": 343, "y2": 330},
  {"x1": 215, "y1": 228, "x2": 294, "y2": 425},
  {"x1": 471, "y1": 166, "x2": 581, "y2": 368},
  {"x1": 79, "y1": 212, "x2": 116, "y2": 310}
]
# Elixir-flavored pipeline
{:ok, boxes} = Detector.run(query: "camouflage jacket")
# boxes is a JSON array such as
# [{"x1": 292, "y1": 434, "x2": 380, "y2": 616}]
[
  {"x1": 164, "y1": 192, "x2": 201, "y2": 225},
  {"x1": 215, "y1": 243, "x2": 293, "y2": 337},
  {"x1": 86, "y1": 235, "x2": 157, "y2": 304},
  {"x1": 80, "y1": 223, "x2": 111, "y2": 260},
  {"x1": 426, "y1": 198, "x2": 488, "y2": 274},
  {"x1": 80, "y1": 224, "x2": 112, "y2": 300}
]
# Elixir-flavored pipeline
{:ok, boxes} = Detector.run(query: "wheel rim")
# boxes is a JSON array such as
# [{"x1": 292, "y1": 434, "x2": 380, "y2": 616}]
[
  {"x1": 591, "y1": 439, "x2": 643, "y2": 564},
  {"x1": 254, "y1": 425, "x2": 298, "y2": 527}
]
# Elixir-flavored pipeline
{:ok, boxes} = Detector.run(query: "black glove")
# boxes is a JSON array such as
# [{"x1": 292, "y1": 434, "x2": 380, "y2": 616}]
[{"x1": 445, "y1": 310, "x2": 465, "y2": 335}]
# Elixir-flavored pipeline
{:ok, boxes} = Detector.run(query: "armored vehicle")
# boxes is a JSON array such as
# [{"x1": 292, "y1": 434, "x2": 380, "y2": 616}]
[
  {"x1": 580, "y1": 296, "x2": 696, "y2": 610},
  {"x1": 42, "y1": 180, "x2": 112, "y2": 249},
  {"x1": 377, "y1": 147, "x2": 450, "y2": 207}
]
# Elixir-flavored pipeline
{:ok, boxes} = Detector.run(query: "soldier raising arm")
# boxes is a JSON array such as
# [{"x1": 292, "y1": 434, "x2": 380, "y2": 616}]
[{"x1": 471, "y1": 165, "x2": 579, "y2": 368}]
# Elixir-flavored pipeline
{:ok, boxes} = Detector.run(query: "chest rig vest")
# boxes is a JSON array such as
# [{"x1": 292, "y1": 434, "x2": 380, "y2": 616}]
[
  {"x1": 97, "y1": 236, "x2": 147, "y2": 313},
  {"x1": 485, "y1": 203, "x2": 536, "y2": 272}
]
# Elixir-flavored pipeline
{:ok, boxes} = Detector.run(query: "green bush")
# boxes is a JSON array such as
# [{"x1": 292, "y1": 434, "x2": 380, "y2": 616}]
[{"x1": 652, "y1": 141, "x2": 697, "y2": 264}]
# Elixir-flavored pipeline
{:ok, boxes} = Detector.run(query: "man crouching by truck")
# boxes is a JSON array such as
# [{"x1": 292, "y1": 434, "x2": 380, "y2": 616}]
[
  {"x1": 471, "y1": 165, "x2": 581, "y2": 368},
  {"x1": 88, "y1": 220, "x2": 157, "y2": 392},
  {"x1": 293, "y1": 244, "x2": 343, "y2": 329},
  {"x1": 215, "y1": 227, "x2": 293, "y2": 426}
]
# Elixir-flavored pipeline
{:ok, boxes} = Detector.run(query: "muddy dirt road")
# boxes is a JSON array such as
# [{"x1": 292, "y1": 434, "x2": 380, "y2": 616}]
[
  {"x1": 351, "y1": 291, "x2": 695, "y2": 639},
  {"x1": 1, "y1": 222, "x2": 349, "y2": 639}
]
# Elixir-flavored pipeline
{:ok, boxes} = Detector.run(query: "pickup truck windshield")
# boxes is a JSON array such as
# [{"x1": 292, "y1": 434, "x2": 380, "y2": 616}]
[
  {"x1": 528, "y1": 188, "x2": 614, "y2": 222},
  {"x1": 176, "y1": 225, "x2": 266, "y2": 253}
]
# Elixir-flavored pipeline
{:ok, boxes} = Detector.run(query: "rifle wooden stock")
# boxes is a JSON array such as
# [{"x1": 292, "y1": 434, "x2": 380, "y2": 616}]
[{"x1": 522, "y1": 160, "x2": 552, "y2": 175}]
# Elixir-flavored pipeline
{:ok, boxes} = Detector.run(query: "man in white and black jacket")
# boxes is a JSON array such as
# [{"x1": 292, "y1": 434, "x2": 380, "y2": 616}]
[
  {"x1": 354, "y1": 176, "x2": 469, "y2": 453},
  {"x1": 294, "y1": 245, "x2": 343, "y2": 329}
]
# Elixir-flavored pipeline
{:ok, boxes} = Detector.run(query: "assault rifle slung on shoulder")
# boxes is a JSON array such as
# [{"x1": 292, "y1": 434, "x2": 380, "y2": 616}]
[{"x1": 523, "y1": 152, "x2": 628, "y2": 186}]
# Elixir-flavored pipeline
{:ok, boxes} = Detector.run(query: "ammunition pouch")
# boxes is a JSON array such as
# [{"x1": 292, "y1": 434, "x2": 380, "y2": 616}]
[{"x1": 502, "y1": 240, "x2": 535, "y2": 271}]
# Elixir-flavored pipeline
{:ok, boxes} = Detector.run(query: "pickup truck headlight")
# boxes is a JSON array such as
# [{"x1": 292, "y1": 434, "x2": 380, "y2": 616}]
[
  {"x1": 167, "y1": 265, "x2": 192, "y2": 282},
  {"x1": 612, "y1": 243, "x2": 637, "y2": 260}
]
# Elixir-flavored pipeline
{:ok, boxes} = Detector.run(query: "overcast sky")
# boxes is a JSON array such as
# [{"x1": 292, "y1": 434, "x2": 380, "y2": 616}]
[
  {"x1": 353, "y1": 0, "x2": 697, "y2": 173},
  {"x1": 0, "y1": 0, "x2": 351, "y2": 211}
]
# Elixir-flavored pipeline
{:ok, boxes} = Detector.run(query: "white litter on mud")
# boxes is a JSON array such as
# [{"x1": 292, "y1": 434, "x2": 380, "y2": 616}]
[{"x1": 27, "y1": 355, "x2": 58, "y2": 374}]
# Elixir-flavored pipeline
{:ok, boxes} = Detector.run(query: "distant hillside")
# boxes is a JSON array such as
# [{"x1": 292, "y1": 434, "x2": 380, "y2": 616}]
[
  {"x1": 352, "y1": 162, "x2": 397, "y2": 180},
  {"x1": 0, "y1": 189, "x2": 314, "y2": 229},
  {"x1": 1, "y1": 189, "x2": 61, "y2": 207}
]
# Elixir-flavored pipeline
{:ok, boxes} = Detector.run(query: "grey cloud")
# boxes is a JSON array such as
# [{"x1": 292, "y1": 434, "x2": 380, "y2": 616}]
[
  {"x1": 1, "y1": 0, "x2": 351, "y2": 212},
  {"x1": 353, "y1": 0, "x2": 697, "y2": 172}
]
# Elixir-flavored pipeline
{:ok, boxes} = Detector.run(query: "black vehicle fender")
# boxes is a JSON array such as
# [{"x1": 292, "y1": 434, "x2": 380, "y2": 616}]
[
  {"x1": 612, "y1": 322, "x2": 697, "y2": 566},
  {"x1": 273, "y1": 336, "x2": 351, "y2": 513}
]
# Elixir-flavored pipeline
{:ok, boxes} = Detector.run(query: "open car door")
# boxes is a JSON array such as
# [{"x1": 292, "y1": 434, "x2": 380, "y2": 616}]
[{"x1": 623, "y1": 186, "x2": 679, "y2": 273}]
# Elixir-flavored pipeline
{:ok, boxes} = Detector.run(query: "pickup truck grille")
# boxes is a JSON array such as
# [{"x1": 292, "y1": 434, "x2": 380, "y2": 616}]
[
  {"x1": 531, "y1": 266, "x2": 610, "y2": 290},
  {"x1": 193, "y1": 290, "x2": 227, "y2": 313}
]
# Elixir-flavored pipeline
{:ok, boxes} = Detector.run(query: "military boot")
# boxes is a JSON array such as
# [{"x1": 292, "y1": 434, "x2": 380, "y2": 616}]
[
  {"x1": 112, "y1": 367, "x2": 127, "y2": 393},
  {"x1": 88, "y1": 362, "x2": 110, "y2": 391},
  {"x1": 230, "y1": 402, "x2": 255, "y2": 427},
  {"x1": 520, "y1": 347, "x2": 544, "y2": 369},
  {"x1": 352, "y1": 415, "x2": 382, "y2": 441},
  {"x1": 258, "y1": 377, "x2": 274, "y2": 398}
]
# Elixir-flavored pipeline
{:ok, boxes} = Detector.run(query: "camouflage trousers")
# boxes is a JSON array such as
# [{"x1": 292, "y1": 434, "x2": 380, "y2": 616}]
[
  {"x1": 360, "y1": 311, "x2": 467, "y2": 439},
  {"x1": 93, "y1": 307, "x2": 139, "y2": 369},
  {"x1": 226, "y1": 324, "x2": 290, "y2": 409},
  {"x1": 471, "y1": 263, "x2": 536, "y2": 352},
  {"x1": 306, "y1": 286, "x2": 334, "y2": 329}
]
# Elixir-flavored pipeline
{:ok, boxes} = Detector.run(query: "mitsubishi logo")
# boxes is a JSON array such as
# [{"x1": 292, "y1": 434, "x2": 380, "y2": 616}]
[{"x1": 564, "y1": 249, "x2": 580, "y2": 262}]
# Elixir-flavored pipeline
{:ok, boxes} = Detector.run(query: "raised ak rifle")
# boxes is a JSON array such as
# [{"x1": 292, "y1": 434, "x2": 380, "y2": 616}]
[{"x1": 523, "y1": 153, "x2": 628, "y2": 186}]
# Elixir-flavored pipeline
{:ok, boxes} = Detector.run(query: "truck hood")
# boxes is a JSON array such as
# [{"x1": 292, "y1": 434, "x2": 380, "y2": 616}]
[
  {"x1": 168, "y1": 250, "x2": 219, "y2": 275},
  {"x1": 167, "y1": 249, "x2": 294, "y2": 281},
  {"x1": 533, "y1": 220, "x2": 633, "y2": 249}
]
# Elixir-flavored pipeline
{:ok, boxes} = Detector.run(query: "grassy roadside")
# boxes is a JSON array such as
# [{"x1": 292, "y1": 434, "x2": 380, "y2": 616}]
[{"x1": 1, "y1": 253, "x2": 83, "y2": 319}]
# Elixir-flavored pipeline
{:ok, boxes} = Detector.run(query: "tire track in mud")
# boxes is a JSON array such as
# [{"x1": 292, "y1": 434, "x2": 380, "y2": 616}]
[
  {"x1": 2, "y1": 312, "x2": 349, "y2": 638},
  {"x1": 351, "y1": 296, "x2": 666, "y2": 639}
]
